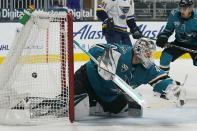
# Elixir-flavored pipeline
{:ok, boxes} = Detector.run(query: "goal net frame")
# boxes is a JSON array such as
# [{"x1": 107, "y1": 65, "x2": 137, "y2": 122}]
[{"x1": 0, "y1": 10, "x2": 74, "y2": 125}]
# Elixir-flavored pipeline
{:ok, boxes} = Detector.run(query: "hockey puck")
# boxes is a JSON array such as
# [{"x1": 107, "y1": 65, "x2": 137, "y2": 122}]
[
  {"x1": 32, "y1": 72, "x2": 37, "y2": 78},
  {"x1": 179, "y1": 100, "x2": 185, "y2": 106}
]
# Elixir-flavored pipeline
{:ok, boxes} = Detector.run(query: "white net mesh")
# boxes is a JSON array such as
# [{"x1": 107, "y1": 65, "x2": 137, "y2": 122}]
[{"x1": 0, "y1": 11, "x2": 73, "y2": 125}]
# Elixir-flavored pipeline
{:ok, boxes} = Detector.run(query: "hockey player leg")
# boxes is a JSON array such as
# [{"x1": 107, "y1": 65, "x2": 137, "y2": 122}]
[
  {"x1": 89, "y1": 100, "x2": 107, "y2": 116},
  {"x1": 89, "y1": 94, "x2": 128, "y2": 116},
  {"x1": 190, "y1": 53, "x2": 197, "y2": 67},
  {"x1": 103, "y1": 94, "x2": 143, "y2": 117},
  {"x1": 159, "y1": 51, "x2": 173, "y2": 73},
  {"x1": 89, "y1": 94, "x2": 143, "y2": 117}
]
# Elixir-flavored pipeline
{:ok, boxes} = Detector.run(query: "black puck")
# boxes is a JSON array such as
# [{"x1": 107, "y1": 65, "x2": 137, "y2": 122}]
[{"x1": 32, "y1": 72, "x2": 37, "y2": 78}]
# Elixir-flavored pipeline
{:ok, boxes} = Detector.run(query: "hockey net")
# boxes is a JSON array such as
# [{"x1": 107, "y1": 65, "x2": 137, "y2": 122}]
[{"x1": 0, "y1": 11, "x2": 74, "y2": 125}]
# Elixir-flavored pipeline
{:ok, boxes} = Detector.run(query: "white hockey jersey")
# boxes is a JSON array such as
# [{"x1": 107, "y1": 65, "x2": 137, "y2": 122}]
[{"x1": 98, "y1": 0, "x2": 135, "y2": 32}]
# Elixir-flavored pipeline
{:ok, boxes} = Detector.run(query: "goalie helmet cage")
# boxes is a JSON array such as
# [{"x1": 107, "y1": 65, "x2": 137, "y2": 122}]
[{"x1": 0, "y1": 11, "x2": 74, "y2": 125}]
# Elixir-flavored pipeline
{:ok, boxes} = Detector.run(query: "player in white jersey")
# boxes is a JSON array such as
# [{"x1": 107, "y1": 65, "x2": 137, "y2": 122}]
[{"x1": 97, "y1": 0, "x2": 142, "y2": 45}]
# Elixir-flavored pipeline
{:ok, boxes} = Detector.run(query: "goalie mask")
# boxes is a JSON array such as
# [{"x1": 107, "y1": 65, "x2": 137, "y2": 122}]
[{"x1": 133, "y1": 38, "x2": 156, "y2": 69}]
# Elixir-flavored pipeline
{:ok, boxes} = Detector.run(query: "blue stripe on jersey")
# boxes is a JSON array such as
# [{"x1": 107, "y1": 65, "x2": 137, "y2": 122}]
[{"x1": 127, "y1": 15, "x2": 135, "y2": 19}]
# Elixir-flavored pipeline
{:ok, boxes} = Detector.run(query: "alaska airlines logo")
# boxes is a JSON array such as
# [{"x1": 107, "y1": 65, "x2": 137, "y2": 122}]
[
  {"x1": 138, "y1": 24, "x2": 165, "y2": 38},
  {"x1": 73, "y1": 23, "x2": 165, "y2": 40},
  {"x1": 74, "y1": 24, "x2": 104, "y2": 40}
]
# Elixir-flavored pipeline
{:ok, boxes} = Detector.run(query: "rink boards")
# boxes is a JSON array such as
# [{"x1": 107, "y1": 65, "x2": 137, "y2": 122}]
[{"x1": 0, "y1": 21, "x2": 192, "y2": 63}]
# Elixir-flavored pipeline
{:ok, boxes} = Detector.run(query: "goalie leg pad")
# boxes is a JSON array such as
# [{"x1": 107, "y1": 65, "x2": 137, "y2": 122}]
[
  {"x1": 90, "y1": 94, "x2": 128, "y2": 116},
  {"x1": 74, "y1": 93, "x2": 89, "y2": 121},
  {"x1": 127, "y1": 101, "x2": 143, "y2": 118},
  {"x1": 100, "y1": 94, "x2": 128, "y2": 114},
  {"x1": 89, "y1": 101, "x2": 106, "y2": 116}
]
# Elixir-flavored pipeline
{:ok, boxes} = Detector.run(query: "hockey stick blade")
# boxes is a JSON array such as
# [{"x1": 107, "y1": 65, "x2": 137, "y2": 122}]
[{"x1": 73, "y1": 40, "x2": 145, "y2": 107}]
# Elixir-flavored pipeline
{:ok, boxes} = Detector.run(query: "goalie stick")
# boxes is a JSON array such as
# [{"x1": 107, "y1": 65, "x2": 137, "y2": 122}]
[{"x1": 73, "y1": 40, "x2": 145, "y2": 107}]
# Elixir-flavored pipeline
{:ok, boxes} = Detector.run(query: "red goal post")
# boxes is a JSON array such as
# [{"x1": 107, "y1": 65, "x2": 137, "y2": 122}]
[{"x1": 67, "y1": 12, "x2": 74, "y2": 123}]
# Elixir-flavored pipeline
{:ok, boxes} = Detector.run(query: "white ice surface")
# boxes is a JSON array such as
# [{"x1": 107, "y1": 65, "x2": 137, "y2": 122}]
[{"x1": 0, "y1": 59, "x2": 197, "y2": 131}]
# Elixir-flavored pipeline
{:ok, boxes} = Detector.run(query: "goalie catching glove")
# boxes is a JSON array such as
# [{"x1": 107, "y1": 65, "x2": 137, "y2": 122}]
[{"x1": 164, "y1": 81, "x2": 186, "y2": 106}]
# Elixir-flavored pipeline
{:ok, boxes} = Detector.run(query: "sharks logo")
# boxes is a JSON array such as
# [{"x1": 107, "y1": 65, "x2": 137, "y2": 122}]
[{"x1": 121, "y1": 64, "x2": 128, "y2": 72}]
